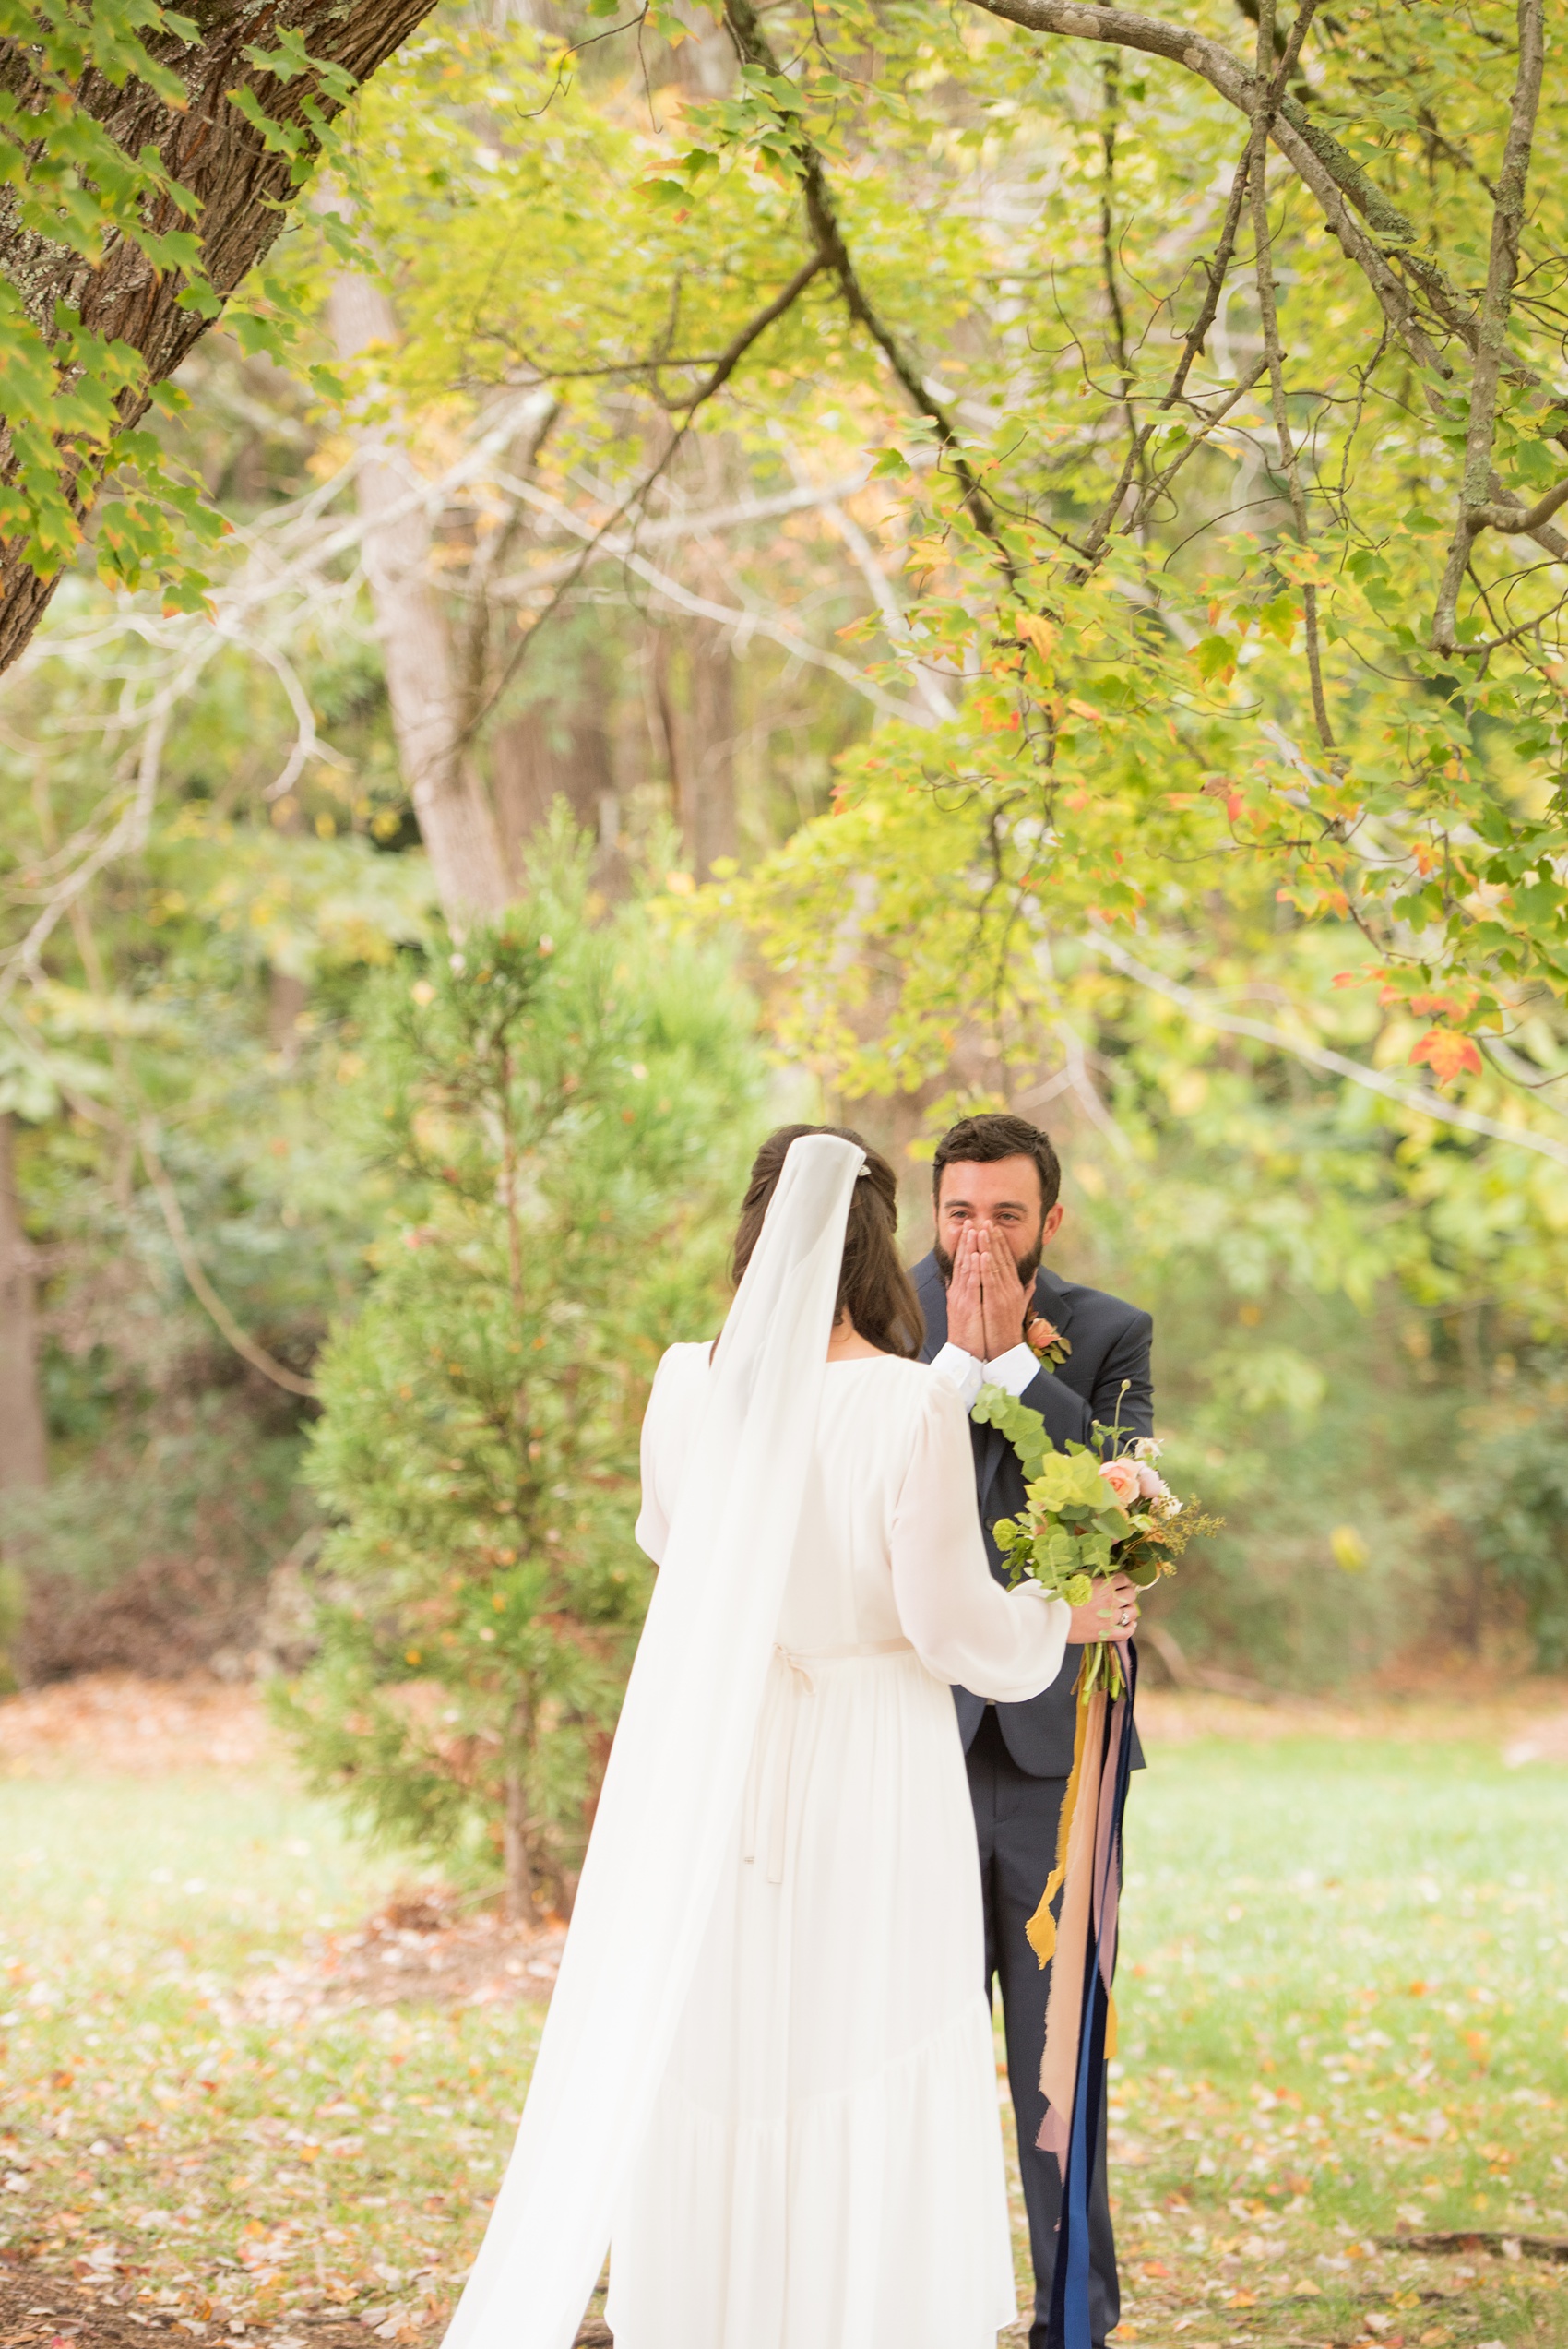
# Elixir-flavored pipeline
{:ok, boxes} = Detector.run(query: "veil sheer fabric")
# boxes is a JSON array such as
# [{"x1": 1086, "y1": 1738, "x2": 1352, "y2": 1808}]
[{"x1": 441, "y1": 1132, "x2": 867, "y2": 2349}]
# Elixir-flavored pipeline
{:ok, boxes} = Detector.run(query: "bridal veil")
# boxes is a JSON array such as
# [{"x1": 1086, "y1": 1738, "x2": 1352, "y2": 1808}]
[{"x1": 441, "y1": 1132, "x2": 866, "y2": 2349}]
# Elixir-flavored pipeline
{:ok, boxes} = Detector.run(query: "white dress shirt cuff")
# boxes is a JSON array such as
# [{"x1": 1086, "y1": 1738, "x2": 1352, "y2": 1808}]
[
  {"x1": 985, "y1": 1341, "x2": 1042, "y2": 1399},
  {"x1": 930, "y1": 1340, "x2": 1041, "y2": 1408},
  {"x1": 929, "y1": 1341, "x2": 984, "y2": 1410}
]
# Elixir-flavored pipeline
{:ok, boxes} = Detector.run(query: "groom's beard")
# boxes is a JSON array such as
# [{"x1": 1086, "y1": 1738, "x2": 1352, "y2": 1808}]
[{"x1": 932, "y1": 1234, "x2": 1044, "y2": 1294}]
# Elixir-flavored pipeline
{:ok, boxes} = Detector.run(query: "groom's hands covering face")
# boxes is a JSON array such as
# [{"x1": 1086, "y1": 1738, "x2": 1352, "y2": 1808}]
[{"x1": 946, "y1": 1222, "x2": 1033, "y2": 1360}]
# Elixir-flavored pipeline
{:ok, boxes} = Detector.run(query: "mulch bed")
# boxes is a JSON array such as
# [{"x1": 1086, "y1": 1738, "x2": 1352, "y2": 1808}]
[
  {"x1": 1380, "y1": 2227, "x2": 1568, "y2": 2263},
  {"x1": 0, "y1": 2260, "x2": 379, "y2": 2347},
  {"x1": 0, "y1": 2263, "x2": 614, "y2": 2347},
  {"x1": 237, "y1": 1889, "x2": 565, "y2": 2021}
]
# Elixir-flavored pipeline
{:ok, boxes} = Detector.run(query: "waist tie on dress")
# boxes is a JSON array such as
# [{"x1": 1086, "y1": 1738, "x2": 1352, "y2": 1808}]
[{"x1": 742, "y1": 1638, "x2": 915, "y2": 1886}]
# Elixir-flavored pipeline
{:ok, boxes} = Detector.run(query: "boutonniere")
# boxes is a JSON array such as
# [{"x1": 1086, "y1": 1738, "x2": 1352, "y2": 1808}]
[{"x1": 1025, "y1": 1315, "x2": 1072, "y2": 1371}]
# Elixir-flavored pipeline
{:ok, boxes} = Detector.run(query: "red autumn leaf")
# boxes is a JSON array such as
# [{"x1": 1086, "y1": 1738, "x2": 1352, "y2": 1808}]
[
  {"x1": 1410, "y1": 1028, "x2": 1483, "y2": 1086},
  {"x1": 1408, "y1": 989, "x2": 1475, "y2": 1019}
]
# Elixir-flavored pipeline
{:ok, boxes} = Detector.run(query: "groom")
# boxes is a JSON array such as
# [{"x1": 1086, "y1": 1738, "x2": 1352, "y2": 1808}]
[{"x1": 912, "y1": 1112, "x2": 1154, "y2": 2349}]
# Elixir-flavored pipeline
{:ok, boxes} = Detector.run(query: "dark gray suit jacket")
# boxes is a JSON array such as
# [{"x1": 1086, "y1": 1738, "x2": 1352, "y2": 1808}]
[{"x1": 911, "y1": 1251, "x2": 1154, "y2": 1778}]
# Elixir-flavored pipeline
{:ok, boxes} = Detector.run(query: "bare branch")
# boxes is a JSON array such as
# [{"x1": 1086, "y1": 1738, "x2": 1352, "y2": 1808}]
[
  {"x1": 779, "y1": 445, "x2": 957, "y2": 720},
  {"x1": 461, "y1": 252, "x2": 836, "y2": 728},
  {"x1": 487, "y1": 474, "x2": 934, "y2": 724},
  {"x1": 1247, "y1": 16, "x2": 1334, "y2": 751},
  {"x1": 1432, "y1": 0, "x2": 1548, "y2": 654},
  {"x1": 138, "y1": 1125, "x2": 317, "y2": 1399},
  {"x1": 1085, "y1": 927, "x2": 1568, "y2": 1171}
]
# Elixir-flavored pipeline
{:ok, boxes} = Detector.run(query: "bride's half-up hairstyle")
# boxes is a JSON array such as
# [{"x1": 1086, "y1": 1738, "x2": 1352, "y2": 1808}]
[{"x1": 731, "y1": 1125, "x2": 924, "y2": 1359}]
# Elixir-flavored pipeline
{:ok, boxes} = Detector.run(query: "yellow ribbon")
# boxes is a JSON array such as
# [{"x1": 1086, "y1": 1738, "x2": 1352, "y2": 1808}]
[{"x1": 1025, "y1": 1651, "x2": 1090, "y2": 1967}]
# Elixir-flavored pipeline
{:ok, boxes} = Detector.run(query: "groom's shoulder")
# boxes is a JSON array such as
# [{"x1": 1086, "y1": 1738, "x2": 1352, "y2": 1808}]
[{"x1": 1040, "y1": 1265, "x2": 1150, "y2": 1340}]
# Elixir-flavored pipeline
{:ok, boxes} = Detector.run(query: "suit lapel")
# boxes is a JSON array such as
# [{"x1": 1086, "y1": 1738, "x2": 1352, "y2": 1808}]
[{"x1": 1035, "y1": 1262, "x2": 1076, "y2": 1342}]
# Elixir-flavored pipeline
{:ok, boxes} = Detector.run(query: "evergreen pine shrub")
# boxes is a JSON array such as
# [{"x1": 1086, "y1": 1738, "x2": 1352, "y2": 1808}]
[{"x1": 278, "y1": 851, "x2": 763, "y2": 1920}]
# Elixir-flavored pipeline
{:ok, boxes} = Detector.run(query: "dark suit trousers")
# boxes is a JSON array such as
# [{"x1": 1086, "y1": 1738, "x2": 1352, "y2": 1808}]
[{"x1": 968, "y1": 1707, "x2": 1120, "y2": 2349}]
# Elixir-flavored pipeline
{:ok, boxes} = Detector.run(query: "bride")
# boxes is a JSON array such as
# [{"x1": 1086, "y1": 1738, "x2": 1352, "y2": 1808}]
[{"x1": 443, "y1": 1126, "x2": 1138, "y2": 2349}]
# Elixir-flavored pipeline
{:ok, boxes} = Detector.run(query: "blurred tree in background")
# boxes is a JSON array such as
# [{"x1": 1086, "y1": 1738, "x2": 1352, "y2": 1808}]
[
  {"x1": 2, "y1": 0, "x2": 1566, "y2": 1759},
  {"x1": 278, "y1": 846, "x2": 763, "y2": 1916}
]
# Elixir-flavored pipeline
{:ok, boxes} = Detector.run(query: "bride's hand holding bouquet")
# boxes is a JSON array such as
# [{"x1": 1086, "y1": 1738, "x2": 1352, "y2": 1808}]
[{"x1": 971, "y1": 1386, "x2": 1221, "y2": 1701}]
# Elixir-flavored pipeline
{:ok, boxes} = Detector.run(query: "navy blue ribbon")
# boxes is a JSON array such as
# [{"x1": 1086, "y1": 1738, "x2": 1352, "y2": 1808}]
[{"x1": 1047, "y1": 1643, "x2": 1137, "y2": 2349}]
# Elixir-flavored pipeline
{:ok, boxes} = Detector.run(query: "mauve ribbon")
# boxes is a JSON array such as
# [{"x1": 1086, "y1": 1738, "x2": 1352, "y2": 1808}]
[{"x1": 1044, "y1": 1640, "x2": 1137, "y2": 2349}]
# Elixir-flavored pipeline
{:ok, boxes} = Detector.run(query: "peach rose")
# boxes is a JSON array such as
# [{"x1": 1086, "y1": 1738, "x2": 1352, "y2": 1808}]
[{"x1": 1099, "y1": 1457, "x2": 1141, "y2": 1509}]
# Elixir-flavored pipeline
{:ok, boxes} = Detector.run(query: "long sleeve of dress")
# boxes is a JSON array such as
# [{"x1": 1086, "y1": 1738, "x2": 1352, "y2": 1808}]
[
  {"x1": 635, "y1": 1344, "x2": 707, "y2": 1565},
  {"x1": 890, "y1": 1377, "x2": 1069, "y2": 1701}
]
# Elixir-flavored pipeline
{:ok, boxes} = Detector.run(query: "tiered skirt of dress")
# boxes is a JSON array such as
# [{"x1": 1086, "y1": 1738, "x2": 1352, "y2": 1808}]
[{"x1": 606, "y1": 1642, "x2": 1018, "y2": 2349}]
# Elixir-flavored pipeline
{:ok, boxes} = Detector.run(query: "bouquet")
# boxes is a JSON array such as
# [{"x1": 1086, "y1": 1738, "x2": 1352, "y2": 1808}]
[{"x1": 971, "y1": 1385, "x2": 1218, "y2": 1700}]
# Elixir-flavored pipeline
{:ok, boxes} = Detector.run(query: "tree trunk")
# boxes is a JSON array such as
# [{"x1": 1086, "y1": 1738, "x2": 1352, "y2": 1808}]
[
  {"x1": 327, "y1": 272, "x2": 509, "y2": 932},
  {"x1": 0, "y1": 1115, "x2": 47, "y2": 1492},
  {"x1": 502, "y1": 1693, "x2": 540, "y2": 1926},
  {"x1": 268, "y1": 969, "x2": 309, "y2": 1065},
  {"x1": 492, "y1": 643, "x2": 621, "y2": 887},
  {"x1": 0, "y1": 0, "x2": 443, "y2": 677},
  {"x1": 656, "y1": 619, "x2": 739, "y2": 877},
  {"x1": 685, "y1": 620, "x2": 739, "y2": 876}
]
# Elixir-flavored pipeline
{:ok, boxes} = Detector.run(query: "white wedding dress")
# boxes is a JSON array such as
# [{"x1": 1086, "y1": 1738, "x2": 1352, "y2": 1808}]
[
  {"x1": 440, "y1": 1138, "x2": 1070, "y2": 2349},
  {"x1": 606, "y1": 1341, "x2": 1069, "y2": 2349}
]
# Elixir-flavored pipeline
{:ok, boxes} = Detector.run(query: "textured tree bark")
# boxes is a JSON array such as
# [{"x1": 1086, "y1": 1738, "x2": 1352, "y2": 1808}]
[
  {"x1": 683, "y1": 621, "x2": 739, "y2": 878},
  {"x1": 0, "y1": 0, "x2": 444, "y2": 677},
  {"x1": 327, "y1": 272, "x2": 509, "y2": 929},
  {"x1": 655, "y1": 616, "x2": 739, "y2": 879},
  {"x1": 0, "y1": 1115, "x2": 47, "y2": 1492}
]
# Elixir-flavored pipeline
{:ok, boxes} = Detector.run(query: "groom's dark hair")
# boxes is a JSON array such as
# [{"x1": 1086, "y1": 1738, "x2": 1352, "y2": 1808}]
[
  {"x1": 732, "y1": 1126, "x2": 923, "y2": 1360},
  {"x1": 932, "y1": 1113, "x2": 1061, "y2": 1217}
]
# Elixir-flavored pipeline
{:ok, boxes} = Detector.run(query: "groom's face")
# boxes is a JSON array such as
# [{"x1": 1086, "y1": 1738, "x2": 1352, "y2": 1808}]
[{"x1": 932, "y1": 1155, "x2": 1063, "y2": 1287}]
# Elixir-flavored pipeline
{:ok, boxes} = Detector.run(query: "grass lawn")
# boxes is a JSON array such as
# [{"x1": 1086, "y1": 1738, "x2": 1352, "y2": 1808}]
[
  {"x1": 2, "y1": 1681, "x2": 1565, "y2": 2349},
  {"x1": 1101, "y1": 1716, "x2": 1568, "y2": 2348}
]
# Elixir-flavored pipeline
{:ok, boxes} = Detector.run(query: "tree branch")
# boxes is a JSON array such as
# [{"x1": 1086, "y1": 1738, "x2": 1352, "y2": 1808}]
[
  {"x1": 138, "y1": 1125, "x2": 317, "y2": 1400},
  {"x1": 1123, "y1": 360, "x2": 1269, "y2": 534},
  {"x1": 1472, "y1": 475, "x2": 1568, "y2": 540},
  {"x1": 958, "y1": 0, "x2": 1468, "y2": 386},
  {"x1": 487, "y1": 474, "x2": 933, "y2": 724},
  {"x1": 461, "y1": 249, "x2": 836, "y2": 731},
  {"x1": 721, "y1": 0, "x2": 1012, "y2": 567},
  {"x1": 1431, "y1": 0, "x2": 1548, "y2": 654},
  {"x1": 665, "y1": 251, "x2": 828, "y2": 409},
  {"x1": 1084, "y1": 928, "x2": 1568, "y2": 1170},
  {"x1": 1247, "y1": 0, "x2": 1333, "y2": 750}
]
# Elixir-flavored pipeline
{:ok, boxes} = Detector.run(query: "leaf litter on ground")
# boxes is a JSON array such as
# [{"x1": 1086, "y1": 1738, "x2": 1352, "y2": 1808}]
[{"x1": 3, "y1": 1674, "x2": 1567, "y2": 2348}]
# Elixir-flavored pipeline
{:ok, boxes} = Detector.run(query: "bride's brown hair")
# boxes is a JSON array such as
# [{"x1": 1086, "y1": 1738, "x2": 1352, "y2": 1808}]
[{"x1": 731, "y1": 1125, "x2": 924, "y2": 1360}]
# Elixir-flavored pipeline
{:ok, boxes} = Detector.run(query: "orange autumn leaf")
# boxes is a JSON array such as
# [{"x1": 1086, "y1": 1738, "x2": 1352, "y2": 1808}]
[{"x1": 1410, "y1": 1028, "x2": 1483, "y2": 1086}]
